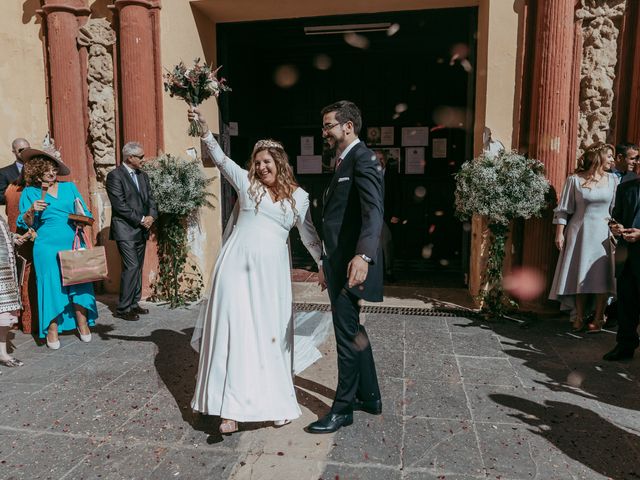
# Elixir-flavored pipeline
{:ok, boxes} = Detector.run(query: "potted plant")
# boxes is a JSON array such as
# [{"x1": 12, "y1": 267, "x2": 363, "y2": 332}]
[
  {"x1": 455, "y1": 150, "x2": 550, "y2": 319},
  {"x1": 143, "y1": 153, "x2": 214, "y2": 307}
]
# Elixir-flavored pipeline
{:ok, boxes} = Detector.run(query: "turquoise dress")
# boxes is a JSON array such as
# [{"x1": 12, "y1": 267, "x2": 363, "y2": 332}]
[{"x1": 18, "y1": 182, "x2": 98, "y2": 338}]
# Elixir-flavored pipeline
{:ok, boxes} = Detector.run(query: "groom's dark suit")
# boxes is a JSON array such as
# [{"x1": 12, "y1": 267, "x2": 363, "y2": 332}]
[
  {"x1": 106, "y1": 164, "x2": 157, "y2": 314},
  {"x1": 322, "y1": 140, "x2": 384, "y2": 414},
  {"x1": 611, "y1": 178, "x2": 640, "y2": 353}
]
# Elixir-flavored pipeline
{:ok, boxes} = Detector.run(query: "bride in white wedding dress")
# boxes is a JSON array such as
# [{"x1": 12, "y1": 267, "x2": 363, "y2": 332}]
[{"x1": 188, "y1": 108, "x2": 325, "y2": 434}]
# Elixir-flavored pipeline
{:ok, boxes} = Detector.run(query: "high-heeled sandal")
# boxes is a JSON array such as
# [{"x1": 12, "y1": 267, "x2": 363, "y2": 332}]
[
  {"x1": 274, "y1": 419, "x2": 291, "y2": 427},
  {"x1": 219, "y1": 419, "x2": 238, "y2": 434},
  {"x1": 571, "y1": 318, "x2": 586, "y2": 333},
  {"x1": 586, "y1": 318, "x2": 604, "y2": 334}
]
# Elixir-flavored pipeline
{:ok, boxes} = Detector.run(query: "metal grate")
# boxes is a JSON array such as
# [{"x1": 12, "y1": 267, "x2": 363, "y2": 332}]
[{"x1": 293, "y1": 302, "x2": 479, "y2": 318}]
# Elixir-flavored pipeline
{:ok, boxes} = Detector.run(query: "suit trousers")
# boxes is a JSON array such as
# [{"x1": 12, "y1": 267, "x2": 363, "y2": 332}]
[
  {"x1": 616, "y1": 263, "x2": 640, "y2": 350},
  {"x1": 116, "y1": 239, "x2": 146, "y2": 313},
  {"x1": 329, "y1": 287, "x2": 381, "y2": 414}
]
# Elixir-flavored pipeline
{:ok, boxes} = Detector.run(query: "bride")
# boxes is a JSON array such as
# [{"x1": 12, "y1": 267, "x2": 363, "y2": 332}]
[{"x1": 188, "y1": 107, "x2": 325, "y2": 434}]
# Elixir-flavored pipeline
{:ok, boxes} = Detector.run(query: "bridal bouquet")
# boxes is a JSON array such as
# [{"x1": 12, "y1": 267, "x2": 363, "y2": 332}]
[{"x1": 163, "y1": 58, "x2": 231, "y2": 136}]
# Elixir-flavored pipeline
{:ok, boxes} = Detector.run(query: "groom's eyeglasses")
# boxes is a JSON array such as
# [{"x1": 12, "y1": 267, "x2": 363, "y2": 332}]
[{"x1": 321, "y1": 122, "x2": 343, "y2": 132}]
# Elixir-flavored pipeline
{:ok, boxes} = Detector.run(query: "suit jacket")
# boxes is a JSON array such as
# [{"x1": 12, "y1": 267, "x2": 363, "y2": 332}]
[
  {"x1": 612, "y1": 177, "x2": 640, "y2": 277},
  {"x1": 0, "y1": 162, "x2": 20, "y2": 205},
  {"x1": 322, "y1": 141, "x2": 384, "y2": 301},
  {"x1": 106, "y1": 164, "x2": 158, "y2": 242}
]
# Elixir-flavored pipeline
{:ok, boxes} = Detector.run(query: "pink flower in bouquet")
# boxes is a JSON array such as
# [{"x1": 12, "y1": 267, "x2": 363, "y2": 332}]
[{"x1": 164, "y1": 58, "x2": 231, "y2": 136}]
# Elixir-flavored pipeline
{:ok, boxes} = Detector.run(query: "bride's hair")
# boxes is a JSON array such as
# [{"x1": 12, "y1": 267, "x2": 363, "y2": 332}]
[{"x1": 247, "y1": 139, "x2": 299, "y2": 219}]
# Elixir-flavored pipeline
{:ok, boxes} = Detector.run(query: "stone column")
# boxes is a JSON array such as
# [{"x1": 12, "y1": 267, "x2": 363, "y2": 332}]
[
  {"x1": 113, "y1": 0, "x2": 163, "y2": 156},
  {"x1": 112, "y1": 0, "x2": 163, "y2": 296},
  {"x1": 626, "y1": 5, "x2": 640, "y2": 141},
  {"x1": 520, "y1": 0, "x2": 576, "y2": 308},
  {"x1": 40, "y1": 0, "x2": 91, "y2": 200}
]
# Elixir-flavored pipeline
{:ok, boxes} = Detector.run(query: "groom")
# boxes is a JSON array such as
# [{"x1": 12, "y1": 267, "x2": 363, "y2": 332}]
[{"x1": 307, "y1": 100, "x2": 384, "y2": 434}]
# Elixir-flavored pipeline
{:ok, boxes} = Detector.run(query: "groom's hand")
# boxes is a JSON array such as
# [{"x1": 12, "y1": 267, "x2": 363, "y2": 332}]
[
  {"x1": 347, "y1": 256, "x2": 368, "y2": 289},
  {"x1": 318, "y1": 266, "x2": 327, "y2": 291}
]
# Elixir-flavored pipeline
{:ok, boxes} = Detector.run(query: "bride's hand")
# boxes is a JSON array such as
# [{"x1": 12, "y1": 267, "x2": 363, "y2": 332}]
[{"x1": 188, "y1": 106, "x2": 209, "y2": 136}]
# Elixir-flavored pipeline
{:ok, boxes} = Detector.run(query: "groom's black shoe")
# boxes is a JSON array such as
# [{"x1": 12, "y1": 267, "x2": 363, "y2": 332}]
[
  {"x1": 353, "y1": 398, "x2": 382, "y2": 415},
  {"x1": 603, "y1": 344, "x2": 635, "y2": 361},
  {"x1": 306, "y1": 412, "x2": 353, "y2": 434}
]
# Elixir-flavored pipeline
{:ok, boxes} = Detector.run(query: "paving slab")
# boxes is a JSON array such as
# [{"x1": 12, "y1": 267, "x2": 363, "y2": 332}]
[{"x1": 1, "y1": 294, "x2": 639, "y2": 479}]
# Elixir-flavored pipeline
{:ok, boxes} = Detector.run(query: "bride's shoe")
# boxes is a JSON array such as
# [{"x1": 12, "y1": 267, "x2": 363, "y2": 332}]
[
  {"x1": 219, "y1": 419, "x2": 238, "y2": 434},
  {"x1": 274, "y1": 419, "x2": 291, "y2": 427}
]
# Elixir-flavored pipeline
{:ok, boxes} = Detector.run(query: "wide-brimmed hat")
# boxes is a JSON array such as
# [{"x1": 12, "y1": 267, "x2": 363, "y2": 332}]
[{"x1": 20, "y1": 148, "x2": 71, "y2": 176}]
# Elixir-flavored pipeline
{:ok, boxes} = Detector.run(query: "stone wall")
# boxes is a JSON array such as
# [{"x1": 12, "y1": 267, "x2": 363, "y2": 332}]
[
  {"x1": 576, "y1": 0, "x2": 626, "y2": 156},
  {"x1": 78, "y1": 18, "x2": 117, "y2": 184}
]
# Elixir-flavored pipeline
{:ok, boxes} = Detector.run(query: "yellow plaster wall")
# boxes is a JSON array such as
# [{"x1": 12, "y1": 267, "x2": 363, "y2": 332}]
[
  {"x1": 470, "y1": 0, "x2": 521, "y2": 297},
  {"x1": 159, "y1": 1, "x2": 224, "y2": 285},
  {"x1": 0, "y1": 2, "x2": 49, "y2": 169}
]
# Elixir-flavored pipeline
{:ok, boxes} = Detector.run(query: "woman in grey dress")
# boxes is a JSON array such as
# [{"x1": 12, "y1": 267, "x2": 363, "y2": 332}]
[{"x1": 550, "y1": 143, "x2": 617, "y2": 333}]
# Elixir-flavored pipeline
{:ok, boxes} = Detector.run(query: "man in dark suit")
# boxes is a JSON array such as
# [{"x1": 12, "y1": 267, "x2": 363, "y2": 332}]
[
  {"x1": 604, "y1": 177, "x2": 640, "y2": 361},
  {"x1": 0, "y1": 138, "x2": 30, "y2": 204},
  {"x1": 106, "y1": 142, "x2": 157, "y2": 321},
  {"x1": 307, "y1": 101, "x2": 384, "y2": 434}
]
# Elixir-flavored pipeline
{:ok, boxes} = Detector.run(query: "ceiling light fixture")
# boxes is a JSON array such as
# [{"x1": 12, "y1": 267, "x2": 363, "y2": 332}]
[{"x1": 304, "y1": 23, "x2": 392, "y2": 35}]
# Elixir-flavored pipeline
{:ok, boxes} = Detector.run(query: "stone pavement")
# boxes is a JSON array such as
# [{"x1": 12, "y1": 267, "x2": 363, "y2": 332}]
[{"x1": 1, "y1": 294, "x2": 639, "y2": 480}]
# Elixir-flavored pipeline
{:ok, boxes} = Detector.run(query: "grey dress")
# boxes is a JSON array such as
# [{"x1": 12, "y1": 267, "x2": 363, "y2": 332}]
[{"x1": 549, "y1": 173, "x2": 618, "y2": 314}]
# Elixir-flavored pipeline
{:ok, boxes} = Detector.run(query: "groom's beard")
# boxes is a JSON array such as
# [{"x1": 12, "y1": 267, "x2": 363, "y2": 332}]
[{"x1": 323, "y1": 139, "x2": 338, "y2": 165}]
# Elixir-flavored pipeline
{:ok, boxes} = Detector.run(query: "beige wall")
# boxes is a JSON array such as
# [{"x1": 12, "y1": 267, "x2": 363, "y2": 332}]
[
  {"x1": 0, "y1": 2, "x2": 48, "y2": 169},
  {"x1": 160, "y1": 1, "x2": 224, "y2": 285},
  {"x1": 469, "y1": 0, "x2": 521, "y2": 296}
]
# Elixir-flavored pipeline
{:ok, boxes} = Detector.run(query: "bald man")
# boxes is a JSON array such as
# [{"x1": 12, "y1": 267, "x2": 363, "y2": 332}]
[{"x1": 0, "y1": 138, "x2": 30, "y2": 204}]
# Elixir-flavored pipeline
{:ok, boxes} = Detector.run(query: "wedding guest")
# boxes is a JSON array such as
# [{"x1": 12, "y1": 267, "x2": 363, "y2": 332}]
[
  {"x1": 603, "y1": 143, "x2": 639, "y2": 326},
  {"x1": 0, "y1": 214, "x2": 26, "y2": 367},
  {"x1": 106, "y1": 142, "x2": 157, "y2": 321},
  {"x1": 17, "y1": 148, "x2": 97, "y2": 349},
  {"x1": 188, "y1": 107, "x2": 324, "y2": 434},
  {"x1": 0, "y1": 138, "x2": 30, "y2": 204},
  {"x1": 4, "y1": 171, "x2": 38, "y2": 334},
  {"x1": 611, "y1": 142, "x2": 639, "y2": 181},
  {"x1": 604, "y1": 161, "x2": 640, "y2": 361},
  {"x1": 549, "y1": 143, "x2": 617, "y2": 333}
]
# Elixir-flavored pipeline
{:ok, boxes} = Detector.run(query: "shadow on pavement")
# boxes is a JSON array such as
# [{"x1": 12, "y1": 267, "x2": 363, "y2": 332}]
[{"x1": 491, "y1": 394, "x2": 640, "y2": 480}]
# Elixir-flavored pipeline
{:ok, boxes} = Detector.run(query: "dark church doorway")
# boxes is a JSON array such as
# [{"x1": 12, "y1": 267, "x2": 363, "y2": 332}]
[{"x1": 216, "y1": 7, "x2": 477, "y2": 287}]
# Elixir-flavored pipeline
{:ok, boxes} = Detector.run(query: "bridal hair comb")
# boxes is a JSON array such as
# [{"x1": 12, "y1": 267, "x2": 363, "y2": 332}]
[
  {"x1": 253, "y1": 139, "x2": 284, "y2": 153},
  {"x1": 584, "y1": 142, "x2": 614, "y2": 154}
]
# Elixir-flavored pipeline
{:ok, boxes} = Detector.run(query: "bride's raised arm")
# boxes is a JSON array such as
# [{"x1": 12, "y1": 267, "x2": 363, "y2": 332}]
[{"x1": 189, "y1": 107, "x2": 248, "y2": 193}]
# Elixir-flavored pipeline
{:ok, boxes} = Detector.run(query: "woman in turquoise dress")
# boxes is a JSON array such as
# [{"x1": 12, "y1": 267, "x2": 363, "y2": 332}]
[{"x1": 17, "y1": 148, "x2": 98, "y2": 349}]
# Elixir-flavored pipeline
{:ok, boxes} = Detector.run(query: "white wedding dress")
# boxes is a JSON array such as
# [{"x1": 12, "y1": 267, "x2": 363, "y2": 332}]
[{"x1": 191, "y1": 132, "x2": 323, "y2": 422}]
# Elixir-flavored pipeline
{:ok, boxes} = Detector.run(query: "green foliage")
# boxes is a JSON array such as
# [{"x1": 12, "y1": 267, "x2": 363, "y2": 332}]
[
  {"x1": 143, "y1": 154, "x2": 214, "y2": 308},
  {"x1": 455, "y1": 150, "x2": 550, "y2": 226},
  {"x1": 454, "y1": 150, "x2": 550, "y2": 319}
]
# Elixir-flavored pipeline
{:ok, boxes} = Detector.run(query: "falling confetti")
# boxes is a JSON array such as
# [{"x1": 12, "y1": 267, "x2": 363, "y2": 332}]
[
  {"x1": 414, "y1": 186, "x2": 427, "y2": 198},
  {"x1": 274, "y1": 65, "x2": 299, "y2": 88},
  {"x1": 313, "y1": 54, "x2": 332, "y2": 70},
  {"x1": 502, "y1": 267, "x2": 545, "y2": 301},
  {"x1": 386, "y1": 23, "x2": 400, "y2": 36},
  {"x1": 344, "y1": 32, "x2": 370, "y2": 49}
]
